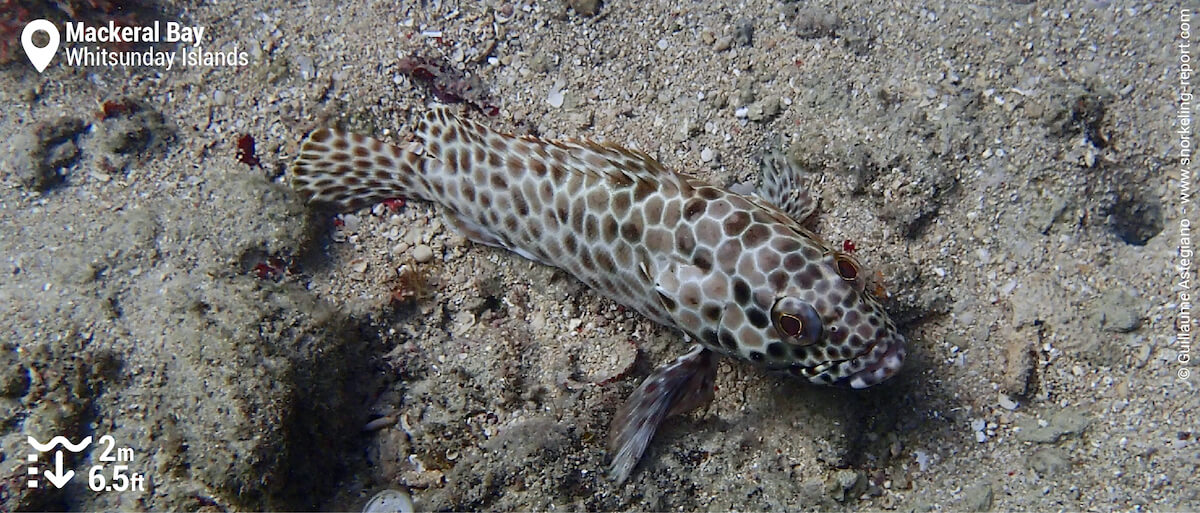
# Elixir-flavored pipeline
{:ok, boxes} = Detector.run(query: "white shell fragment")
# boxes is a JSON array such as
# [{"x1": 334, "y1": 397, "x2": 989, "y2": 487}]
[
  {"x1": 547, "y1": 79, "x2": 566, "y2": 108},
  {"x1": 363, "y1": 489, "x2": 414, "y2": 513}
]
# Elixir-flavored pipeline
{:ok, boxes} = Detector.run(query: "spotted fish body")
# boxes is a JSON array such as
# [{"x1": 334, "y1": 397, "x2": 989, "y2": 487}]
[{"x1": 290, "y1": 105, "x2": 906, "y2": 482}]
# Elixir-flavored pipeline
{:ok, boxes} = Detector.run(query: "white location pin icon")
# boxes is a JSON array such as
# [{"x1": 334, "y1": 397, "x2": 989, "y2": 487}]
[{"x1": 22, "y1": 20, "x2": 60, "y2": 73}]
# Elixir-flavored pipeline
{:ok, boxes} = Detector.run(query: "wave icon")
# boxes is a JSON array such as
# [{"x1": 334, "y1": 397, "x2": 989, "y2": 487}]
[{"x1": 28, "y1": 436, "x2": 92, "y2": 453}]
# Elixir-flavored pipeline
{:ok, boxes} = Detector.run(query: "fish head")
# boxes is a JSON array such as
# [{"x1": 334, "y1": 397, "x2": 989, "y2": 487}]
[{"x1": 728, "y1": 244, "x2": 906, "y2": 389}]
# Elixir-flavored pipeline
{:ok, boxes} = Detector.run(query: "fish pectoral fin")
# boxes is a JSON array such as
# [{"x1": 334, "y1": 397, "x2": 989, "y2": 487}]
[
  {"x1": 608, "y1": 345, "x2": 718, "y2": 484},
  {"x1": 442, "y1": 210, "x2": 505, "y2": 248},
  {"x1": 442, "y1": 211, "x2": 547, "y2": 264}
]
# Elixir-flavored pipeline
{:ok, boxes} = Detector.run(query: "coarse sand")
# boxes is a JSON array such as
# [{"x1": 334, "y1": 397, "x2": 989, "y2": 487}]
[{"x1": 1, "y1": 1, "x2": 1195, "y2": 511}]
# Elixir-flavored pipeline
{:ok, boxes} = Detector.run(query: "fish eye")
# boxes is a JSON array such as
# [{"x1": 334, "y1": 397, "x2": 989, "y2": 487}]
[
  {"x1": 771, "y1": 297, "x2": 822, "y2": 346},
  {"x1": 834, "y1": 252, "x2": 860, "y2": 282}
]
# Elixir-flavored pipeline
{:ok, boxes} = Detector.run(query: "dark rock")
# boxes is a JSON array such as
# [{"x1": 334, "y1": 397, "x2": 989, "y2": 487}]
[
  {"x1": 7, "y1": 117, "x2": 87, "y2": 191},
  {"x1": 0, "y1": 345, "x2": 29, "y2": 398},
  {"x1": 98, "y1": 108, "x2": 172, "y2": 155},
  {"x1": 1001, "y1": 328, "x2": 1038, "y2": 397},
  {"x1": 735, "y1": 19, "x2": 754, "y2": 46}
]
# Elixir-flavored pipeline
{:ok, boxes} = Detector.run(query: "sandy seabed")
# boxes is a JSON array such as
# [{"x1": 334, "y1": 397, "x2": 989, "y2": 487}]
[{"x1": 1, "y1": 1, "x2": 1196, "y2": 511}]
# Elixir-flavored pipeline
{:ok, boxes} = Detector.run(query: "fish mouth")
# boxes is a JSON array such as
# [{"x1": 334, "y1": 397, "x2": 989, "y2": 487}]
[
  {"x1": 782, "y1": 334, "x2": 906, "y2": 388},
  {"x1": 835, "y1": 334, "x2": 906, "y2": 389}
]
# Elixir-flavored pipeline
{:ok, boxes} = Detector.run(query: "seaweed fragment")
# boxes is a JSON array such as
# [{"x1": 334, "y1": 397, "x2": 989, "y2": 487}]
[
  {"x1": 236, "y1": 134, "x2": 262, "y2": 168},
  {"x1": 389, "y1": 265, "x2": 435, "y2": 305},
  {"x1": 397, "y1": 54, "x2": 499, "y2": 116}
]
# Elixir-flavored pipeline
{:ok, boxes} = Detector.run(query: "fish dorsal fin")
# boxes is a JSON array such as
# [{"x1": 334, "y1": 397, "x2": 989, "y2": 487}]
[
  {"x1": 757, "y1": 142, "x2": 819, "y2": 223},
  {"x1": 419, "y1": 105, "x2": 687, "y2": 194},
  {"x1": 560, "y1": 139, "x2": 670, "y2": 179},
  {"x1": 553, "y1": 138, "x2": 693, "y2": 196}
]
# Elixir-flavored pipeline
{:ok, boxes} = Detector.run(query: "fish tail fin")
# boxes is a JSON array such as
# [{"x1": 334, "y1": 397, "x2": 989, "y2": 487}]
[{"x1": 290, "y1": 128, "x2": 434, "y2": 211}]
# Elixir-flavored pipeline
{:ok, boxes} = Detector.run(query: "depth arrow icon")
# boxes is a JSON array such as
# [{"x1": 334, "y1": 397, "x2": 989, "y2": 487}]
[{"x1": 44, "y1": 451, "x2": 73, "y2": 488}]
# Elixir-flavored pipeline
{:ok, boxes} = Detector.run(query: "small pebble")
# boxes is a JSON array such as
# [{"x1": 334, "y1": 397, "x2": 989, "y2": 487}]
[
  {"x1": 914, "y1": 450, "x2": 930, "y2": 471},
  {"x1": 363, "y1": 415, "x2": 397, "y2": 432},
  {"x1": 547, "y1": 80, "x2": 566, "y2": 108},
  {"x1": 713, "y1": 35, "x2": 733, "y2": 51},
  {"x1": 412, "y1": 244, "x2": 434, "y2": 263},
  {"x1": 1000, "y1": 279, "x2": 1017, "y2": 295},
  {"x1": 700, "y1": 147, "x2": 715, "y2": 163},
  {"x1": 295, "y1": 55, "x2": 315, "y2": 80},
  {"x1": 546, "y1": 91, "x2": 564, "y2": 108},
  {"x1": 835, "y1": 469, "x2": 860, "y2": 490},
  {"x1": 970, "y1": 418, "x2": 986, "y2": 432},
  {"x1": 748, "y1": 96, "x2": 781, "y2": 121}
]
